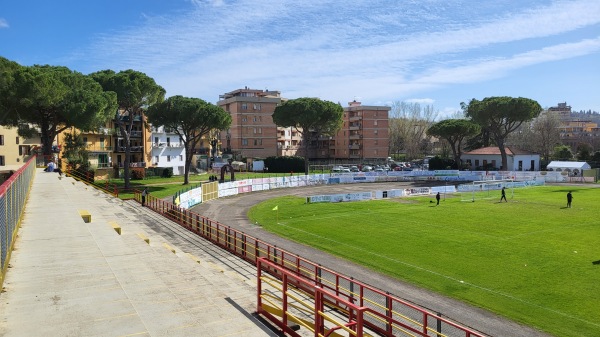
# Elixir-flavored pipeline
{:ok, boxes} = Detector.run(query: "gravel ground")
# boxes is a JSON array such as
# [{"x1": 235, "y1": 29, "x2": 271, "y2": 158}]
[{"x1": 190, "y1": 181, "x2": 553, "y2": 337}]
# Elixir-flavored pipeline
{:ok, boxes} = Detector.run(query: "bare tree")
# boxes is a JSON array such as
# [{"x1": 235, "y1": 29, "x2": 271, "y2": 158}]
[
  {"x1": 532, "y1": 112, "x2": 562, "y2": 163},
  {"x1": 388, "y1": 102, "x2": 438, "y2": 160}
]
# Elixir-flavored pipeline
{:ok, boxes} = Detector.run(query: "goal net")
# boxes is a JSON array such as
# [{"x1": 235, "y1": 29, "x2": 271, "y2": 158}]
[{"x1": 459, "y1": 179, "x2": 514, "y2": 202}]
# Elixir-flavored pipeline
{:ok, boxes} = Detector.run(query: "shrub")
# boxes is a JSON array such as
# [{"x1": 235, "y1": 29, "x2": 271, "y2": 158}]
[
  {"x1": 161, "y1": 167, "x2": 173, "y2": 178},
  {"x1": 264, "y1": 156, "x2": 305, "y2": 173},
  {"x1": 131, "y1": 168, "x2": 145, "y2": 180}
]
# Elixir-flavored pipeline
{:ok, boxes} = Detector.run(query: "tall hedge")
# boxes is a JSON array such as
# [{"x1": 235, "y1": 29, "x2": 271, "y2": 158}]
[{"x1": 264, "y1": 156, "x2": 305, "y2": 173}]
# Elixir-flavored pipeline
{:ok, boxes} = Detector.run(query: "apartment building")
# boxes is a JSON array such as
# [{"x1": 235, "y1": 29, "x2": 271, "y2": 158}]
[
  {"x1": 57, "y1": 126, "x2": 114, "y2": 169},
  {"x1": 110, "y1": 112, "x2": 152, "y2": 169},
  {"x1": 557, "y1": 120, "x2": 598, "y2": 151},
  {"x1": 217, "y1": 89, "x2": 391, "y2": 161},
  {"x1": 150, "y1": 126, "x2": 185, "y2": 175},
  {"x1": 0, "y1": 125, "x2": 40, "y2": 168},
  {"x1": 55, "y1": 111, "x2": 152, "y2": 171},
  {"x1": 546, "y1": 102, "x2": 600, "y2": 152},
  {"x1": 328, "y1": 100, "x2": 390, "y2": 161},
  {"x1": 217, "y1": 88, "x2": 286, "y2": 159}
]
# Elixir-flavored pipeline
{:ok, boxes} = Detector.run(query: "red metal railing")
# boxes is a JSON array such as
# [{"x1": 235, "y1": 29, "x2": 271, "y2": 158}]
[
  {"x1": 136, "y1": 191, "x2": 486, "y2": 337},
  {"x1": 65, "y1": 168, "x2": 119, "y2": 197}
]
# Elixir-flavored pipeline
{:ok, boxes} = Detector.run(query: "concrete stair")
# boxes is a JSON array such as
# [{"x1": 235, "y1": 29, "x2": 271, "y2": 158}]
[{"x1": 0, "y1": 171, "x2": 278, "y2": 336}]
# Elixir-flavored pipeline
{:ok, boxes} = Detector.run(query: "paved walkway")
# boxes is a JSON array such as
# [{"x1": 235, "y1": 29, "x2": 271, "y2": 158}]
[{"x1": 0, "y1": 169, "x2": 278, "y2": 337}]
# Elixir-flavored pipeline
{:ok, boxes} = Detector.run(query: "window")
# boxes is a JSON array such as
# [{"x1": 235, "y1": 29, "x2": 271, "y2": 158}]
[
  {"x1": 19, "y1": 146, "x2": 30, "y2": 156},
  {"x1": 83, "y1": 137, "x2": 88, "y2": 143},
  {"x1": 253, "y1": 104, "x2": 261, "y2": 110},
  {"x1": 1, "y1": 135, "x2": 5, "y2": 145},
  {"x1": 0, "y1": 156, "x2": 4, "y2": 166},
  {"x1": 374, "y1": 120, "x2": 378, "y2": 126},
  {"x1": 475, "y1": 159, "x2": 480, "y2": 167},
  {"x1": 16, "y1": 137, "x2": 19, "y2": 144},
  {"x1": 241, "y1": 103, "x2": 247, "y2": 110},
  {"x1": 374, "y1": 140, "x2": 378, "y2": 145},
  {"x1": 242, "y1": 139, "x2": 248, "y2": 146},
  {"x1": 167, "y1": 156, "x2": 171, "y2": 162},
  {"x1": 242, "y1": 117, "x2": 247, "y2": 122},
  {"x1": 154, "y1": 156, "x2": 159, "y2": 163},
  {"x1": 258, "y1": 127, "x2": 262, "y2": 134},
  {"x1": 154, "y1": 137, "x2": 159, "y2": 144},
  {"x1": 374, "y1": 130, "x2": 378, "y2": 135},
  {"x1": 179, "y1": 155, "x2": 183, "y2": 161}
]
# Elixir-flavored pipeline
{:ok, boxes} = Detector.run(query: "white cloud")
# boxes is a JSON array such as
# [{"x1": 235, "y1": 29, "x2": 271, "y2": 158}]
[
  {"x1": 77, "y1": 0, "x2": 600, "y2": 106},
  {"x1": 404, "y1": 98, "x2": 435, "y2": 105},
  {"x1": 0, "y1": 18, "x2": 9, "y2": 28}
]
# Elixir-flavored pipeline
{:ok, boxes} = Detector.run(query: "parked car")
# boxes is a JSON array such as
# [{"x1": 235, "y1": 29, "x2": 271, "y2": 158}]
[
  {"x1": 350, "y1": 166, "x2": 360, "y2": 172},
  {"x1": 361, "y1": 165, "x2": 372, "y2": 172}
]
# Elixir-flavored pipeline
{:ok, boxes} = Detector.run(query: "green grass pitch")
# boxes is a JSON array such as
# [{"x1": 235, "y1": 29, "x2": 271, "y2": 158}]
[{"x1": 247, "y1": 185, "x2": 600, "y2": 337}]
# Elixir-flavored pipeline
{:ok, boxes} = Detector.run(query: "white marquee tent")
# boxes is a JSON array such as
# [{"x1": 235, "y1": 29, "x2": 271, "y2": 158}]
[{"x1": 546, "y1": 161, "x2": 591, "y2": 173}]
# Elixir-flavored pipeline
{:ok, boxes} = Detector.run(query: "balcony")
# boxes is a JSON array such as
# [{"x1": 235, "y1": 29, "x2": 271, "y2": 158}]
[
  {"x1": 118, "y1": 162, "x2": 146, "y2": 168},
  {"x1": 349, "y1": 133, "x2": 362, "y2": 140},
  {"x1": 348, "y1": 114, "x2": 361, "y2": 122},
  {"x1": 86, "y1": 145, "x2": 113, "y2": 152},
  {"x1": 349, "y1": 144, "x2": 361, "y2": 150},
  {"x1": 115, "y1": 130, "x2": 143, "y2": 138},
  {"x1": 114, "y1": 145, "x2": 143, "y2": 153},
  {"x1": 349, "y1": 123, "x2": 361, "y2": 130},
  {"x1": 152, "y1": 142, "x2": 184, "y2": 148}
]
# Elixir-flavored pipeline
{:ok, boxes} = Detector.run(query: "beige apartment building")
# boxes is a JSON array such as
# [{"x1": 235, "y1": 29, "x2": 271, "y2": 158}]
[
  {"x1": 0, "y1": 125, "x2": 40, "y2": 169},
  {"x1": 217, "y1": 88, "x2": 390, "y2": 162},
  {"x1": 56, "y1": 111, "x2": 152, "y2": 170}
]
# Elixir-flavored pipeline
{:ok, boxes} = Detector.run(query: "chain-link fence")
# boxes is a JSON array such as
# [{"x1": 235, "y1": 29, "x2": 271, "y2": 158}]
[{"x1": 0, "y1": 156, "x2": 36, "y2": 289}]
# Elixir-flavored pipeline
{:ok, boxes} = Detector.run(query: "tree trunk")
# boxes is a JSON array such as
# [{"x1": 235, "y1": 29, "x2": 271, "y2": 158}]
[
  {"x1": 304, "y1": 134, "x2": 309, "y2": 175},
  {"x1": 40, "y1": 118, "x2": 52, "y2": 156},
  {"x1": 497, "y1": 139, "x2": 508, "y2": 171},
  {"x1": 183, "y1": 143, "x2": 193, "y2": 185},
  {"x1": 450, "y1": 140, "x2": 460, "y2": 170},
  {"x1": 123, "y1": 131, "x2": 131, "y2": 189}
]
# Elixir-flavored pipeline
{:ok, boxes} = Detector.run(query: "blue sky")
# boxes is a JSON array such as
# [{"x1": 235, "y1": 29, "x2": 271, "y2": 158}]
[{"x1": 1, "y1": 0, "x2": 599, "y2": 118}]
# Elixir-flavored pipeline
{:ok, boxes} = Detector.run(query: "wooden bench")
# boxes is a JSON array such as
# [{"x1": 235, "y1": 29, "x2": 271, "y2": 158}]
[
  {"x1": 108, "y1": 221, "x2": 121, "y2": 235},
  {"x1": 78, "y1": 210, "x2": 91, "y2": 223}
]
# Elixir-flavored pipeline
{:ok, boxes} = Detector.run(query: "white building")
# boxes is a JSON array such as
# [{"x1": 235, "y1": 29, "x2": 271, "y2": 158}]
[
  {"x1": 150, "y1": 126, "x2": 185, "y2": 175},
  {"x1": 461, "y1": 146, "x2": 540, "y2": 171}
]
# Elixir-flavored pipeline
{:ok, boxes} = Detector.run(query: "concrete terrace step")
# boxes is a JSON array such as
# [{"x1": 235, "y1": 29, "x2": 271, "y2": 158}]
[{"x1": 0, "y1": 169, "x2": 276, "y2": 337}]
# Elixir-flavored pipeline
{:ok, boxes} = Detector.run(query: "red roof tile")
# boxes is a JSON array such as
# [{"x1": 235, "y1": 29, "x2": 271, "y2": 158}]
[{"x1": 463, "y1": 146, "x2": 536, "y2": 156}]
